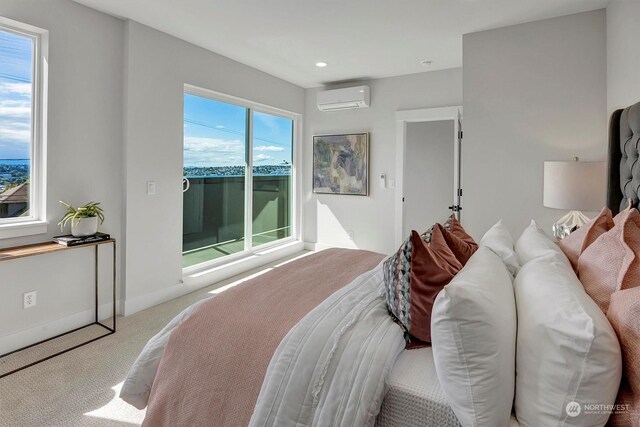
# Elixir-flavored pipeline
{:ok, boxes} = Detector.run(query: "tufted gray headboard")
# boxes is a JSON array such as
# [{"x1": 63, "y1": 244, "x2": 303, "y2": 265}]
[{"x1": 607, "y1": 101, "x2": 640, "y2": 215}]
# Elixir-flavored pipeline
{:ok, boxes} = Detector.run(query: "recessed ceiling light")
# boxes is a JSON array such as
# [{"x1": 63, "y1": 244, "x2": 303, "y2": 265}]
[
  {"x1": 420, "y1": 59, "x2": 433, "y2": 66},
  {"x1": 315, "y1": 61, "x2": 328, "y2": 68}
]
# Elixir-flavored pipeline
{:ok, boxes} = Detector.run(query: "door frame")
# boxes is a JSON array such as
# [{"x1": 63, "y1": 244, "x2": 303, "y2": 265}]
[{"x1": 394, "y1": 106, "x2": 463, "y2": 247}]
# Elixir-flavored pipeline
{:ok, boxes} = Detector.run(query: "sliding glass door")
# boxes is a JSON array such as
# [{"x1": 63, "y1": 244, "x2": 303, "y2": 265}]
[
  {"x1": 252, "y1": 111, "x2": 293, "y2": 246},
  {"x1": 182, "y1": 90, "x2": 295, "y2": 268}
]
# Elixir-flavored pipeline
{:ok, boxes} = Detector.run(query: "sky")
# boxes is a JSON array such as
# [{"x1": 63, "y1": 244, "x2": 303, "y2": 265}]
[
  {"x1": 184, "y1": 93, "x2": 293, "y2": 167},
  {"x1": 0, "y1": 29, "x2": 293, "y2": 167},
  {"x1": 0, "y1": 29, "x2": 33, "y2": 160}
]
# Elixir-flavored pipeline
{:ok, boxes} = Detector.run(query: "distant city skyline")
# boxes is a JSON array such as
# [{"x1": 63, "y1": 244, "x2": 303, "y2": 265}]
[{"x1": 183, "y1": 164, "x2": 291, "y2": 178}]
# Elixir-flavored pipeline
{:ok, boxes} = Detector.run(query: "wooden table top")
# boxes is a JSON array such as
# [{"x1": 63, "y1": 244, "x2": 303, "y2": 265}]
[{"x1": 0, "y1": 239, "x2": 115, "y2": 262}]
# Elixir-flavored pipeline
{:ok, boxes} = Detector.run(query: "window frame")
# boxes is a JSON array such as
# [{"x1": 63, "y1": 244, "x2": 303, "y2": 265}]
[
  {"x1": 0, "y1": 17, "x2": 48, "y2": 239},
  {"x1": 182, "y1": 84, "x2": 302, "y2": 273}
]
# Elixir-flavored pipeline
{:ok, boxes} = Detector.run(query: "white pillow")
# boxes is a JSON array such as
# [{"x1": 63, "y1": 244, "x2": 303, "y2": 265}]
[
  {"x1": 514, "y1": 252, "x2": 622, "y2": 427},
  {"x1": 479, "y1": 220, "x2": 520, "y2": 275},
  {"x1": 431, "y1": 247, "x2": 516, "y2": 427},
  {"x1": 514, "y1": 219, "x2": 566, "y2": 265}
]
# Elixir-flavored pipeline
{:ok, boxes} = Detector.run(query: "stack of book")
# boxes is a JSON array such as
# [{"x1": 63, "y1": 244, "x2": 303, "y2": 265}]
[{"x1": 53, "y1": 232, "x2": 111, "y2": 246}]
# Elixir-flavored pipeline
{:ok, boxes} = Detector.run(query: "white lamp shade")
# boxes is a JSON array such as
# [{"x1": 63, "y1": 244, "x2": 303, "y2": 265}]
[{"x1": 543, "y1": 161, "x2": 606, "y2": 211}]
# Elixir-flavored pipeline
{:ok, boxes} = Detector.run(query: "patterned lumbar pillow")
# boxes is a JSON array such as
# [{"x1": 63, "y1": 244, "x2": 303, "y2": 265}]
[{"x1": 384, "y1": 225, "x2": 462, "y2": 347}]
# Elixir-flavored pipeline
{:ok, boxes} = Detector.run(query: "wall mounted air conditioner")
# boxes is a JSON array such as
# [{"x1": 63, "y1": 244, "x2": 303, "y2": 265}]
[{"x1": 317, "y1": 85, "x2": 370, "y2": 111}]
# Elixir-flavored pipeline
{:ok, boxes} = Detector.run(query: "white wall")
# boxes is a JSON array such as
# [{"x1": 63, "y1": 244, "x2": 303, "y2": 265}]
[
  {"x1": 0, "y1": 0, "x2": 123, "y2": 353},
  {"x1": 304, "y1": 69, "x2": 462, "y2": 255},
  {"x1": 122, "y1": 21, "x2": 304, "y2": 314},
  {"x1": 607, "y1": 0, "x2": 640, "y2": 114},
  {"x1": 463, "y1": 10, "x2": 607, "y2": 239}
]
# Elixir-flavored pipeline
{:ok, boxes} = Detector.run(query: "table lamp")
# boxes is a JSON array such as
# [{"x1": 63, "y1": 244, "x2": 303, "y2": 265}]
[{"x1": 543, "y1": 158, "x2": 606, "y2": 240}]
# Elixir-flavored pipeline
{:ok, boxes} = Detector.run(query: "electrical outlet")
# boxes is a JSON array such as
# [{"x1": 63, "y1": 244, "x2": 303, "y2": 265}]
[
  {"x1": 23, "y1": 291, "x2": 37, "y2": 309},
  {"x1": 347, "y1": 230, "x2": 354, "y2": 240}
]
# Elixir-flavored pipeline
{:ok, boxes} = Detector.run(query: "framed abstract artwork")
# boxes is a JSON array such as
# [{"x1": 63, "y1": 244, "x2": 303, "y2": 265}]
[{"x1": 313, "y1": 133, "x2": 369, "y2": 196}]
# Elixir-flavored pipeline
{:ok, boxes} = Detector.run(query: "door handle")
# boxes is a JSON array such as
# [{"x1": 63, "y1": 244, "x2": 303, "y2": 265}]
[
  {"x1": 448, "y1": 205, "x2": 462, "y2": 212},
  {"x1": 183, "y1": 177, "x2": 190, "y2": 193}
]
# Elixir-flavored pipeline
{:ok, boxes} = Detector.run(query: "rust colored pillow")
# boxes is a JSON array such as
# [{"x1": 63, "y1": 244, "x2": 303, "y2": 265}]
[
  {"x1": 437, "y1": 223, "x2": 478, "y2": 266},
  {"x1": 606, "y1": 287, "x2": 640, "y2": 427},
  {"x1": 448, "y1": 214, "x2": 478, "y2": 248},
  {"x1": 559, "y1": 207, "x2": 613, "y2": 271},
  {"x1": 578, "y1": 208, "x2": 640, "y2": 313},
  {"x1": 408, "y1": 226, "x2": 462, "y2": 345}
]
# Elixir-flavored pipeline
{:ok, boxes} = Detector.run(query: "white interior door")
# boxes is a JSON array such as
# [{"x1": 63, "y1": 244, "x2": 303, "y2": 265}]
[
  {"x1": 394, "y1": 106, "x2": 462, "y2": 246},
  {"x1": 403, "y1": 120, "x2": 455, "y2": 236}
]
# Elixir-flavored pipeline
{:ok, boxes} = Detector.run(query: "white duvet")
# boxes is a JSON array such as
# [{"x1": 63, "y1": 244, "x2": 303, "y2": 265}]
[{"x1": 249, "y1": 262, "x2": 405, "y2": 427}]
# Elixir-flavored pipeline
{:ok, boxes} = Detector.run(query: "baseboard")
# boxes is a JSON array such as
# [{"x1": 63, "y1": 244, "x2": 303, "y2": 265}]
[
  {"x1": 303, "y1": 242, "x2": 345, "y2": 251},
  {"x1": 0, "y1": 301, "x2": 120, "y2": 355},
  {"x1": 123, "y1": 240, "x2": 306, "y2": 316}
]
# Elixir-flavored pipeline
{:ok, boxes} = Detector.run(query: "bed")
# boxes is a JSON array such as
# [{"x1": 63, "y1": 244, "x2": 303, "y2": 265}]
[{"x1": 121, "y1": 101, "x2": 640, "y2": 427}]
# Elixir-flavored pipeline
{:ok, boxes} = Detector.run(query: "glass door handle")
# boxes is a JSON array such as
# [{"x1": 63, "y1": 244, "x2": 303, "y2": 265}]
[{"x1": 182, "y1": 177, "x2": 190, "y2": 193}]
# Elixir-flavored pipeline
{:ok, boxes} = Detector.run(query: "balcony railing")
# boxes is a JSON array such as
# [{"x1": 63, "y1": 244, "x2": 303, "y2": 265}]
[{"x1": 182, "y1": 174, "x2": 291, "y2": 267}]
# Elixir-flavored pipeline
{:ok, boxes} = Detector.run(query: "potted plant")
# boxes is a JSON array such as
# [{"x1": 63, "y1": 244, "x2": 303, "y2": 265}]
[{"x1": 58, "y1": 201, "x2": 105, "y2": 237}]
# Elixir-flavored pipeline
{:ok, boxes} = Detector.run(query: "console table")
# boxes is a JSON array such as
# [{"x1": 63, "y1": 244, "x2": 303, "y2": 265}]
[{"x1": 0, "y1": 239, "x2": 116, "y2": 378}]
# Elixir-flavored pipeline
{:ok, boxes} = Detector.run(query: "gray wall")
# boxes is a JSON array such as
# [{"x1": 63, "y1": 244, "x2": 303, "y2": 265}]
[
  {"x1": 0, "y1": 3, "x2": 305, "y2": 351},
  {"x1": 607, "y1": 0, "x2": 640, "y2": 114},
  {"x1": 304, "y1": 69, "x2": 462, "y2": 255},
  {"x1": 0, "y1": 0, "x2": 123, "y2": 353},
  {"x1": 462, "y1": 9, "x2": 607, "y2": 239},
  {"x1": 122, "y1": 21, "x2": 304, "y2": 313}
]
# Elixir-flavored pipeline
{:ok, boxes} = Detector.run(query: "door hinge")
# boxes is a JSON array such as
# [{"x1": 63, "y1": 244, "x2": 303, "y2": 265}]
[
  {"x1": 458, "y1": 188, "x2": 463, "y2": 197},
  {"x1": 458, "y1": 130, "x2": 463, "y2": 139}
]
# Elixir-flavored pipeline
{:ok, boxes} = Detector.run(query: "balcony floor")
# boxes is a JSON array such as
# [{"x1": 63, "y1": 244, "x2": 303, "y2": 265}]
[{"x1": 182, "y1": 232, "x2": 285, "y2": 268}]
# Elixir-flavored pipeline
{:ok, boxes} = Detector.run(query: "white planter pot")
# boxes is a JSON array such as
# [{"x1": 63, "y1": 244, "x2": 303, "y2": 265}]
[{"x1": 71, "y1": 216, "x2": 99, "y2": 237}]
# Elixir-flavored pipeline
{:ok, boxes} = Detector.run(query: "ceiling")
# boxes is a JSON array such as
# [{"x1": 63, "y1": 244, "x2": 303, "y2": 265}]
[{"x1": 72, "y1": 0, "x2": 608, "y2": 88}]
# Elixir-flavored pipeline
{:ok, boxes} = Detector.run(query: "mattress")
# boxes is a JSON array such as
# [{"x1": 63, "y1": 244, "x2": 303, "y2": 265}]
[
  {"x1": 376, "y1": 347, "x2": 521, "y2": 427},
  {"x1": 375, "y1": 347, "x2": 461, "y2": 427}
]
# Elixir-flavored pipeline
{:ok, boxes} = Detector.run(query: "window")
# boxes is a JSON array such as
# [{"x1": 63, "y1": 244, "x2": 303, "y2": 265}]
[
  {"x1": 182, "y1": 87, "x2": 297, "y2": 268},
  {"x1": 0, "y1": 17, "x2": 47, "y2": 237}
]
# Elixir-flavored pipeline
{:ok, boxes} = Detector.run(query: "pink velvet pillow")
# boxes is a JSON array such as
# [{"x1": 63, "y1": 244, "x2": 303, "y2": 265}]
[
  {"x1": 559, "y1": 207, "x2": 613, "y2": 271},
  {"x1": 578, "y1": 208, "x2": 640, "y2": 313},
  {"x1": 615, "y1": 199, "x2": 635, "y2": 225},
  {"x1": 606, "y1": 287, "x2": 640, "y2": 426}
]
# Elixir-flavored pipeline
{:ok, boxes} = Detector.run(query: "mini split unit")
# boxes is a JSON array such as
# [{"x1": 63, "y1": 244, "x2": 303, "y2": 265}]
[{"x1": 317, "y1": 85, "x2": 370, "y2": 111}]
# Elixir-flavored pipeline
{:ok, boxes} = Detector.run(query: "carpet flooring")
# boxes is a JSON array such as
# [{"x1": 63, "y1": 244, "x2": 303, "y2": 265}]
[{"x1": 0, "y1": 251, "x2": 311, "y2": 427}]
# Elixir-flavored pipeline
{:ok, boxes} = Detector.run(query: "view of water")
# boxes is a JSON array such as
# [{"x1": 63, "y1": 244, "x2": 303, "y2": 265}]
[{"x1": 0, "y1": 159, "x2": 29, "y2": 165}]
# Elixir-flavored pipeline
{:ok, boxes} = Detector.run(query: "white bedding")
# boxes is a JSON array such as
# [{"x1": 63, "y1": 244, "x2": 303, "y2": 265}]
[
  {"x1": 249, "y1": 262, "x2": 406, "y2": 427},
  {"x1": 121, "y1": 254, "x2": 518, "y2": 427}
]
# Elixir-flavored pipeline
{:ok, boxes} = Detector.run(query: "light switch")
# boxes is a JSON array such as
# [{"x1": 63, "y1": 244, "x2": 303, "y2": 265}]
[
  {"x1": 379, "y1": 173, "x2": 386, "y2": 188},
  {"x1": 147, "y1": 181, "x2": 156, "y2": 195}
]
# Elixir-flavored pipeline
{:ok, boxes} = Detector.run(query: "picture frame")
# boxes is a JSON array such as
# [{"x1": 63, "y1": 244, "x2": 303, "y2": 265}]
[{"x1": 313, "y1": 133, "x2": 369, "y2": 196}]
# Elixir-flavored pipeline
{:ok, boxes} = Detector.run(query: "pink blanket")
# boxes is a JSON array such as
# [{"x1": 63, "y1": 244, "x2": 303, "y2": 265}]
[{"x1": 143, "y1": 249, "x2": 384, "y2": 427}]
